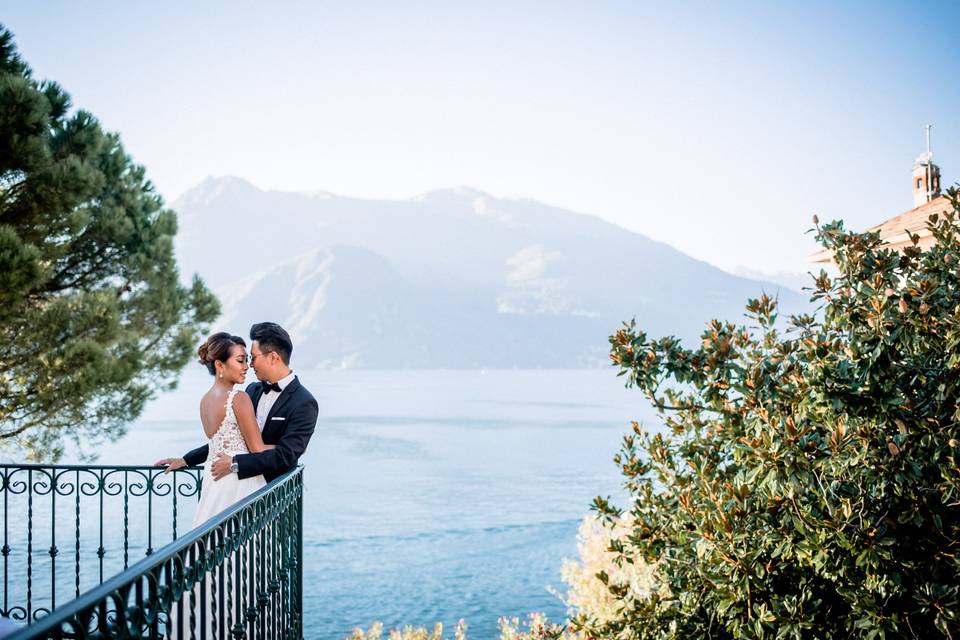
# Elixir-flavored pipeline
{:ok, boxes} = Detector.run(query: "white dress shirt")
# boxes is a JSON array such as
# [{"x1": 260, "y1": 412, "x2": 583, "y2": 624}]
[{"x1": 255, "y1": 371, "x2": 296, "y2": 429}]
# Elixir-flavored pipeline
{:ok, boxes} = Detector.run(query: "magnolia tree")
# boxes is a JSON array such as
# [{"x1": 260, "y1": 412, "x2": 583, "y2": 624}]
[
  {"x1": 585, "y1": 193, "x2": 960, "y2": 638},
  {"x1": 348, "y1": 199, "x2": 960, "y2": 639}
]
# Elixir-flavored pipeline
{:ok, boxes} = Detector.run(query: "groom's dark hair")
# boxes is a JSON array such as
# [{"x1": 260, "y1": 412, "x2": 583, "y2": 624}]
[{"x1": 250, "y1": 322, "x2": 293, "y2": 365}]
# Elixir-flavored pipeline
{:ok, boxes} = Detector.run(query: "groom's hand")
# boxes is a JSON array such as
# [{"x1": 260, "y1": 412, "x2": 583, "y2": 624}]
[
  {"x1": 154, "y1": 457, "x2": 187, "y2": 474},
  {"x1": 211, "y1": 453, "x2": 233, "y2": 481}
]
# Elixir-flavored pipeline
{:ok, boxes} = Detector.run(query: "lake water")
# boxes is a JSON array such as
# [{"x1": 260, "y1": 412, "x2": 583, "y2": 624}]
[{"x1": 58, "y1": 369, "x2": 657, "y2": 639}]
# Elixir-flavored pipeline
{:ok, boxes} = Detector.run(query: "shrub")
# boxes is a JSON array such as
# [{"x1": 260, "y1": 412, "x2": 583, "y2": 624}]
[
  {"x1": 347, "y1": 621, "x2": 467, "y2": 640},
  {"x1": 587, "y1": 192, "x2": 960, "y2": 638},
  {"x1": 346, "y1": 617, "x2": 571, "y2": 640},
  {"x1": 498, "y1": 613, "x2": 576, "y2": 640},
  {"x1": 560, "y1": 515, "x2": 665, "y2": 626}
]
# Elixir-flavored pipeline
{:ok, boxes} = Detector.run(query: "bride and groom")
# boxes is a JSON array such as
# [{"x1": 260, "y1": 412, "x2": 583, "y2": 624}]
[{"x1": 155, "y1": 322, "x2": 318, "y2": 527}]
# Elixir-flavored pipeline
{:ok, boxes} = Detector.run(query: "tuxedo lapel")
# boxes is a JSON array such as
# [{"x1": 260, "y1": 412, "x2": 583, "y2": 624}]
[
  {"x1": 266, "y1": 376, "x2": 301, "y2": 424},
  {"x1": 251, "y1": 384, "x2": 265, "y2": 412}
]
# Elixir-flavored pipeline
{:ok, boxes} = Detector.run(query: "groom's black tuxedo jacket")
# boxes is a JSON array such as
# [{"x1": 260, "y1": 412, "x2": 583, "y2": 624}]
[{"x1": 183, "y1": 377, "x2": 319, "y2": 482}]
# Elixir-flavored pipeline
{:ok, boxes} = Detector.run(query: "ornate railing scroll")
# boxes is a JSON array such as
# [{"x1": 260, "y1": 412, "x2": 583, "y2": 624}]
[
  {"x1": 2, "y1": 464, "x2": 304, "y2": 640},
  {"x1": 0, "y1": 464, "x2": 203, "y2": 626}
]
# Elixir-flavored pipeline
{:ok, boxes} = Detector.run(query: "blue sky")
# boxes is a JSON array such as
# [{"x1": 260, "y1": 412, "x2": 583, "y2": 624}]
[{"x1": 3, "y1": 1, "x2": 959, "y2": 275}]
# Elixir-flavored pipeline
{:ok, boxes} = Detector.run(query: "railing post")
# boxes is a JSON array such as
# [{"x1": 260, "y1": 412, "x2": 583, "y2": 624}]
[
  {"x1": 26, "y1": 468, "x2": 32, "y2": 624},
  {"x1": 296, "y1": 470, "x2": 304, "y2": 640},
  {"x1": 2, "y1": 467, "x2": 9, "y2": 618}
]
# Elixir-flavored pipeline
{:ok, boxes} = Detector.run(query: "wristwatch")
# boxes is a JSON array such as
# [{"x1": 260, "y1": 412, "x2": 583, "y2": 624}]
[{"x1": 229, "y1": 460, "x2": 239, "y2": 474}]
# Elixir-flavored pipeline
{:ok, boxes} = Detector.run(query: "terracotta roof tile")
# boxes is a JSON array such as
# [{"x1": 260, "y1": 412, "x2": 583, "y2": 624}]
[{"x1": 809, "y1": 195, "x2": 953, "y2": 264}]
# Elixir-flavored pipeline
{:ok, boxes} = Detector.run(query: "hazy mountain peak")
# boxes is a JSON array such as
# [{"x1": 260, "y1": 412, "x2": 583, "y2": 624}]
[
  {"x1": 174, "y1": 175, "x2": 261, "y2": 208},
  {"x1": 411, "y1": 186, "x2": 492, "y2": 203},
  {"x1": 407, "y1": 186, "x2": 521, "y2": 224},
  {"x1": 301, "y1": 189, "x2": 339, "y2": 200},
  {"x1": 173, "y1": 176, "x2": 806, "y2": 368}
]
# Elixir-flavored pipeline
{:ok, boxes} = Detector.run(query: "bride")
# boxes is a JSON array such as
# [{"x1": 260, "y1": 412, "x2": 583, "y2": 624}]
[
  {"x1": 192, "y1": 332, "x2": 273, "y2": 524},
  {"x1": 165, "y1": 332, "x2": 272, "y2": 638}
]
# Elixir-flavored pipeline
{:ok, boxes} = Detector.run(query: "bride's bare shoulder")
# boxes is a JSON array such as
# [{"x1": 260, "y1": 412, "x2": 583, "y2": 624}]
[
  {"x1": 232, "y1": 389, "x2": 255, "y2": 414},
  {"x1": 199, "y1": 388, "x2": 217, "y2": 410}
]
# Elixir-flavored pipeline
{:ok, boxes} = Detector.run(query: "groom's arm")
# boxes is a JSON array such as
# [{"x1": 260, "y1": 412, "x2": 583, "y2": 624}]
[
  {"x1": 233, "y1": 397, "x2": 318, "y2": 480},
  {"x1": 183, "y1": 444, "x2": 209, "y2": 466}
]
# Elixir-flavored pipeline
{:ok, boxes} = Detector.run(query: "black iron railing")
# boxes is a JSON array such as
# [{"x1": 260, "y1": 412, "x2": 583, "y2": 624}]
[{"x1": 0, "y1": 464, "x2": 304, "y2": 639}]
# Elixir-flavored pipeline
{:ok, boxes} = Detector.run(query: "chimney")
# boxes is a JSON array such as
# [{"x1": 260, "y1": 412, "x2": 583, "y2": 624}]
[{"x1": 912, "y1": 125, "x2": 941, "y2": 208}]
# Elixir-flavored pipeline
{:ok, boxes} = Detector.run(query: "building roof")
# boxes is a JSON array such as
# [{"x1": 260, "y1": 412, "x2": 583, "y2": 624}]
[{"x1": 809, "y1": 194, "x2": 954, "y2": 264}]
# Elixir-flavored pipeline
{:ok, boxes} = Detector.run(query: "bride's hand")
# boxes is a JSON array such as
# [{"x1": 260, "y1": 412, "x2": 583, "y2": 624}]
[{"x1": 154, "y1": 457, "x2": 187, "y2": 474}]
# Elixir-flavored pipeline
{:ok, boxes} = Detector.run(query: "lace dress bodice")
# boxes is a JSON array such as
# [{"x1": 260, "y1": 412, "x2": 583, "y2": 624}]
[
  {"x1": 175, "y1": 387, "x2": 265, "y2": 639},
  {"x1": 207, "y1": 389, "x2": 250, "y2": 463}
]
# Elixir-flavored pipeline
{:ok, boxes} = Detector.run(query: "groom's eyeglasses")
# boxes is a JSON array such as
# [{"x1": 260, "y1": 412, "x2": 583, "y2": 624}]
[{"x1": 248, "y1": 352, "x2": 275, "y2": 365}]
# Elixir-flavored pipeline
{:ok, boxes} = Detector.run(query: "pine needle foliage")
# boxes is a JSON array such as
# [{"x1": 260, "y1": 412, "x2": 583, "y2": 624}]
[{"x1": 0, "y1": 25, "x2": 219, "y2": 459}]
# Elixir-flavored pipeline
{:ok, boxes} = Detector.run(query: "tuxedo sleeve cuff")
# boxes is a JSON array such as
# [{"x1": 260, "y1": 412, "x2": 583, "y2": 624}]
[{"x1": 233, "y1": 452, "x2": 256, "y2": 480}]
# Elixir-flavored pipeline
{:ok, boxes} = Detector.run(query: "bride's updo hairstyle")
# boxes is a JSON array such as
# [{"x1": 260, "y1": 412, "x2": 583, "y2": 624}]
[{"x1": 198, "y1": 332, "x2": 246, "y2": 375}]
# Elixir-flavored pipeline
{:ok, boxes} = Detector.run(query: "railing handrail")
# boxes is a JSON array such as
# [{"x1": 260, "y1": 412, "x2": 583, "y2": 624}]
[
  {"x1": 0, "y1": 463, "x2": 202, "y2": 472},
  {"x1": 6, "y1": 463, "x2": 304, "y2": 639}
]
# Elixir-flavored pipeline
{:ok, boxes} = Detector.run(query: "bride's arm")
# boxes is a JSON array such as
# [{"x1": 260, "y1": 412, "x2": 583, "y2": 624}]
[{"x1": 232, "y1": 392, "x2": 276, "y2": 453}]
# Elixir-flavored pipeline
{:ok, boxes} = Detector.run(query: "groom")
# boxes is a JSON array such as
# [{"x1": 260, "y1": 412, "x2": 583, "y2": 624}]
[{"x1": 155, "y1": 322, "x2": 318, "y2": 482}]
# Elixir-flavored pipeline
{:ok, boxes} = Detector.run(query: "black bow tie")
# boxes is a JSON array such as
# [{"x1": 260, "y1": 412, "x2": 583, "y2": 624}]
[{"x1": 261, "y1": 382, "x2": 282, "y2": 394}]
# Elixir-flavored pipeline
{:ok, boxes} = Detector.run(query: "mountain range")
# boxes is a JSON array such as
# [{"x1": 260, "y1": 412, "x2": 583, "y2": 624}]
[{"x1": 173, "y1": 177, "x2": 807, "y2": 368}]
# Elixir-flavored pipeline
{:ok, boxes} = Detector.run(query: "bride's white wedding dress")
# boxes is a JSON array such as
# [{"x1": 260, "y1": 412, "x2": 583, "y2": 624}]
[
  {"x1": 169, "y1": 388, "x2": 265, "y2": 639},
  {"x1": 192, "y1": 388, "x2": 266, "y2": 526}
]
